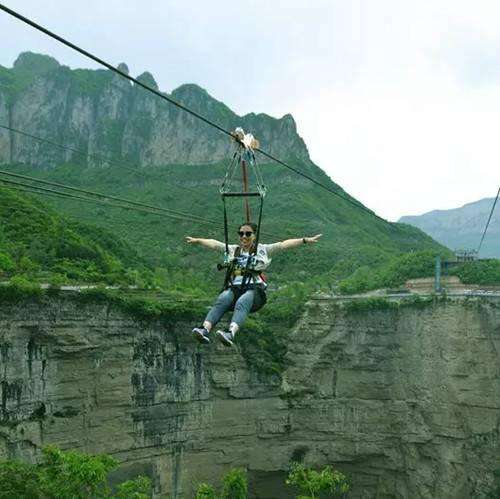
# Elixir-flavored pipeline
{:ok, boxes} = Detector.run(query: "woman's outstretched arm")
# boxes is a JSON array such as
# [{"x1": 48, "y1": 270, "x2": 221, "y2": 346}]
[
  {"x1": 185, "y1": 237, "x2": 224, "y2": 250},
  {"x1": 279, "y1": 234, "x2": 322, "y2": 250}
]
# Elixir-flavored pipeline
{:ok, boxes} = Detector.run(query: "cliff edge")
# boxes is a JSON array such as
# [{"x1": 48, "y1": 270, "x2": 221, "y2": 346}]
[{"x1": 0, "y1": 293, "x2": 499, "y2": 498}]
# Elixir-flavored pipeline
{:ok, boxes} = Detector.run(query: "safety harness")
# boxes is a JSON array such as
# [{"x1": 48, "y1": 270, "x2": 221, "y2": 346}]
[{"x1": 219, "y1": 128, "x2": 266, "y2": 305}]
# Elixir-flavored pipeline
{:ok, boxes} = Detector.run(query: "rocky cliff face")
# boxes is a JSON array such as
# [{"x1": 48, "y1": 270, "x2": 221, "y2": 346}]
[
  {"x1": 0, "y1": 293, "x2": 499, "y2": 498},
  {"x1": 0, "y1": 52, "x2": 310, "y2": 168}
]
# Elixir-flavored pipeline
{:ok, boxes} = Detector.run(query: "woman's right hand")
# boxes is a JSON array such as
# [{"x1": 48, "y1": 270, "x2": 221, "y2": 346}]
[{"x1": 185, "y1": 236, "x2": 198, "y2": 244}]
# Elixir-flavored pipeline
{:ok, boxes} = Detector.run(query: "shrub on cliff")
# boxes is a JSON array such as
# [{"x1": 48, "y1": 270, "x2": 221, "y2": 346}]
[
  {"x1": 0, "y1": 445, "x2": 151, "y2": 498},
  {"x1": 338, "y1": 251, "x2": 438, "y2": 294},
  {"x1": 451, "y1": 259, "x2": 500, "y2": 285},
  {"x1": 221, "y1": 468, "x2": 248, "y2": 499},
  {"x1": 0, "y1": 251, "x2": 15, "y2": 273},
  {"x1": 0, "y1": 275, "x2": 43, "y2": 302},
  {"x1": 286, "y1": 462, "x2": 350, "y2": 498},
  {"x1": 194, "y1": 468, "x2": 248, "y2": 499},
  {"x1": 195, "y1": 483, "x2": 218, "y2": 499}
]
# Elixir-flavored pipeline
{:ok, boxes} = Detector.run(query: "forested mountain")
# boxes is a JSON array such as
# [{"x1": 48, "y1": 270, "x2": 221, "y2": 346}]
[
  {"x1": 0, "y1": 187, "x2": 149, "y2": 284},
  {"x1": 399, "y1": 197, "x2": 500, "y2": 259},
  {"x1": 0, "y1": 52, "x2": 449, "y2": 289}
]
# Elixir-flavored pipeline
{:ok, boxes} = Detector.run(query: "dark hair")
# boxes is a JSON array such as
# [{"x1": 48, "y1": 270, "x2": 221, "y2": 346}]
[{"x1": 238, "y1": 222, "x2": 258, "y2": 233}]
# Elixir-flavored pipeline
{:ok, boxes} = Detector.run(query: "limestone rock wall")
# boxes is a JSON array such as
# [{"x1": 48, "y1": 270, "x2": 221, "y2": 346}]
[
  {"x1": 0, "y1": 53, "x2": 310, "y2": 168},
  {"x1": 0, "y1": 294, "x2": 499, "y2": 498}
]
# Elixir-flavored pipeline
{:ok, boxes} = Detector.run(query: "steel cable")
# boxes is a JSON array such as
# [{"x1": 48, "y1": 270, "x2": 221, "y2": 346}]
[{"x1": 477, "y1": 186, "x2": 500, "y2": 254}]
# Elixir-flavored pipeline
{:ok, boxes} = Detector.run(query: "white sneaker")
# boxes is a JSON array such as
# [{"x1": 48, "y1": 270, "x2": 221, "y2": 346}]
[
  {"x1": 216, "y1": 330, "x2": 234, "y2": 347},
  {"x1": 192, "y1": 327, "x2": 210, "y2": 344}
]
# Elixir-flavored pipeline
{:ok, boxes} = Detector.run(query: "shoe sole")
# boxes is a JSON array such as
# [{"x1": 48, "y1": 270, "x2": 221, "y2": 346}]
[
  {"x1": 192, "y1": 329, "x2": 210, "y2": 344},
  {"x1": 216, "y1": 330, "x2": 233, "y2": 347}
]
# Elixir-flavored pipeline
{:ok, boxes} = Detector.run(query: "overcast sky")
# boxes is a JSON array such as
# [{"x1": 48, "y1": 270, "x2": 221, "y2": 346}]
[{"x1": 1, "y1": 0, "x2": 499, "y2": 221}]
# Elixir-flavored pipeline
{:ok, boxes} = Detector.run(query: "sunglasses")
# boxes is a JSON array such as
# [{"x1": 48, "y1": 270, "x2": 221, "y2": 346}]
[{"x1": 238, "y1": 231, "x2": 254, "y2": 237}]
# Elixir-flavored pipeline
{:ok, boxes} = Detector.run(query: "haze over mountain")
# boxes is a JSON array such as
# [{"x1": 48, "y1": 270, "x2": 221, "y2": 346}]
[{"x1": 399, "y1": 197, "x2": 500, "y2": 259}]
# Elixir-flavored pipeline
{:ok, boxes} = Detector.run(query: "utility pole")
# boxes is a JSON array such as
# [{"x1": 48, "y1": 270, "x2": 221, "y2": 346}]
[{"x1": 435, "y1": 255, "x2": 441, "y2": 293}]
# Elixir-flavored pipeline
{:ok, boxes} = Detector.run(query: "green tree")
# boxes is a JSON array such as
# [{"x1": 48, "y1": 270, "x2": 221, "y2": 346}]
[
  {"x1": 36, "y1": 445, "x2": 116, "y2": 498},
  {"x1": 0, "y1": 445, "x2": 151, "y2": 499},
  {"x1": 0, "y1": 251, "x2": 15, "y2": 272},
  {"x1": 195, "y1": 483, "x2": 218, "y2": 499},
  {"x1": 221, "y1": 468, "x2": 247, "y2": 499},
  {"x1": 114, "y1": 476, "x2": 151, "y2": 499},
  {"x1": 286, "y1": 462, "x2": 349, "y2": 499},
  {"x1": 0, "y1": 460, "x2": 40, "y2": 498},
  {"x1": 194, "y1": 468, "x2": 247, "y2": 499}
]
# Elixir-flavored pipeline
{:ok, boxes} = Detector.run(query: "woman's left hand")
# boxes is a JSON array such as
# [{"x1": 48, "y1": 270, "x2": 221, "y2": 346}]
[{"x1": 304, "y1": 234, "x2": 322, "y2": 244}]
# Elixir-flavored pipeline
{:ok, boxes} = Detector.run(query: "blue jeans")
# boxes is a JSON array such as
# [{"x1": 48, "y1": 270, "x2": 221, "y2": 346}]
[{"x1": 205, "y1": 288, "x2": 257, "y2": 328}]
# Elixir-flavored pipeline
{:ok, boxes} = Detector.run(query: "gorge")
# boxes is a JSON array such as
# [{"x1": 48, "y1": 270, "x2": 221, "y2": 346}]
[{"x1": 0, "y1": 291, "x2": 499, "y2": 498}]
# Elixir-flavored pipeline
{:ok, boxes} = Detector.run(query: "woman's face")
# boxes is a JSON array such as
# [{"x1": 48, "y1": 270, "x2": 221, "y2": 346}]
[{"x1": 238, "y1": 224, "x2": 255, "y2": 249}]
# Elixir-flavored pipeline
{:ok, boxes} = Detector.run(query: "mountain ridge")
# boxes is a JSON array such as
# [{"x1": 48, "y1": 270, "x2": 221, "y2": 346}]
[
  {"x1": 399, "y1": 196, "x2": 500, "y2": 258},
  {"x1": 0, "y1": 52, "x2": 310, "y2": 168}
]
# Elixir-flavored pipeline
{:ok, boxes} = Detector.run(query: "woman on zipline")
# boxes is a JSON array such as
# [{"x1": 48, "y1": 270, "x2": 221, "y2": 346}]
[{"x1": 186, "y1": 223, "x2": 322, "y2": 347}]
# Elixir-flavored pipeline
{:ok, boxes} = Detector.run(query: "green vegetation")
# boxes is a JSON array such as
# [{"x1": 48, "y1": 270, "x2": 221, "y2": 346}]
[
  {"x1": 286, "y1": 462, "x2": 350, "y2": 498},
  {"x1": 195, "y1": 483, "x2": 218, "y2": 499},
  {"x1": 0, "y1": 275, "x2": 43, "y2": 303},
  {"x1": 238, "y1": 281, "x2": 314, "y2": 375},
  {"x1": 338, "y1": 250, "x2": 441, "y2": 294},
  {"x1": 4, "y1": 52, "x2": 498, "y2": 378},
  {"x1": 221, "y1": 468, "x2": 248, "y2": 499},
  {"x1": 0, "y1": 280, "x2": 207, "y2": 323},
  {"x1": 0, "y1": 188, "x2": 150, "y2": 286},
  {"x1": 451, "y1": 259, "x2": 500, "y2": 285},
  {"x1": 195, "y1": 464, "x2": 349, "y2": 499},
  {"x1": 0, "y1": 52, "x2": 59, "y2": 103},
  {"x1": 0, "y1": 445, "x2": 150, "y2": 498},
  {"x1": 337, "y1": 250, "x2": 500, "y2": 295},
  {"x1": 74, "y1": 287, "x2": 207, "y2": 322},
  {"x1": 0, "y1": 159, "x2": 447, "y2": 292},
  {"x1": 195, "y1": 469, "x2": 247, "y2": 499}
]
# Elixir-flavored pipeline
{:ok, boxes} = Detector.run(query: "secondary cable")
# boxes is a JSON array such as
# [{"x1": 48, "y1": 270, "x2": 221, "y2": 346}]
[
  {"x1": 477, "y1": 186, "x2": 500, "y2": 255},
  {"x1": 0, "y1": 177, "x2": 220, "y2": 227},
  {"x1": 0, "y1": 2, "x2": 390, "y2": 225},
  {"x1": 0, "y1": 173, "x2": 279, "y2": 239},
  {"x1": 0, "y1": 168, "x2": 219, "y2": 225}
]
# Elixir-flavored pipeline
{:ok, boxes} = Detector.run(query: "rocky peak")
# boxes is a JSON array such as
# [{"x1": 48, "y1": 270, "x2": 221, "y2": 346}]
[
  {"x1": 281, "y1": 113, "x2": 297, "y2": 132},
  {"x1": 117, "y1": 63, "x2": 129, "y2": 75},
  {"x1": 13, "y1": 52, "x2": 60, "y2": 75},
  {"x1": 170, "y1": 83, "x2": 226, "y2": 113},
  {"x1": 135, "y1": 71, "x2": 158, "y2": 90},
  {"x1": 171, "y1": 83, "x2": 209, "y2": 99}
]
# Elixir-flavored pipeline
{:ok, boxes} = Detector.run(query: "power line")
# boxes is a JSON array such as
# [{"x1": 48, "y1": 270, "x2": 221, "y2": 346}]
[
  {"x1": 0, "y1": 121, "x2": 346, "y2": 239},
  {"x1": 0, "y1": 172, "x2": 279, "y2": 239},
  {"x1": 254, "y1": 150, "x2": 386, "y2": 222},
  {"x1": 0, "y1": 2, "x2": 390, "y2": 226},
  {"x1": 477, "y1": 186, "x2": 500, "y2": 255},
  {"x1": 0, "y1": 168, "x2": 219, "y2": 225},
  {"x1": 0, "y1": 177, "x2": 219, "y2": 226},
  {"x1": 0, "y1": 3, "x2": 233, "y2": 139}
]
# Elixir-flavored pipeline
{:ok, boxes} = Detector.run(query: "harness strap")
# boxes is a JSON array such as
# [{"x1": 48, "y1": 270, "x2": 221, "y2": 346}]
[{"x1": 241, "y1": 195, "x2": 264, "y2": 289}]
